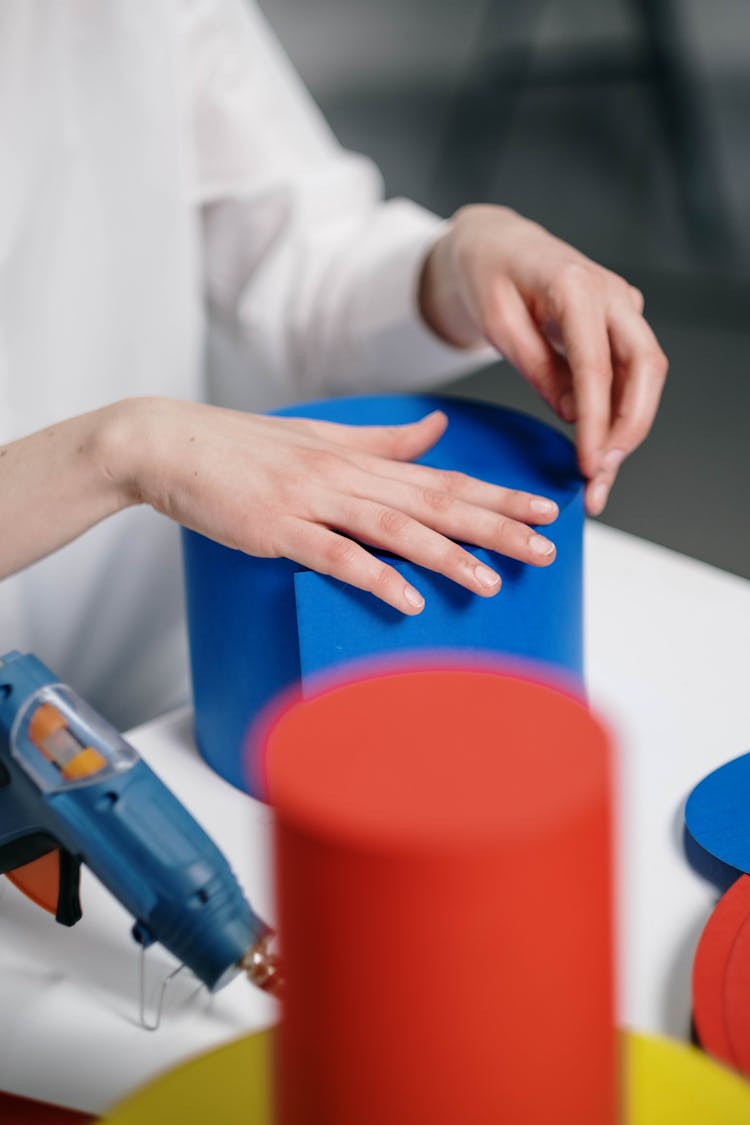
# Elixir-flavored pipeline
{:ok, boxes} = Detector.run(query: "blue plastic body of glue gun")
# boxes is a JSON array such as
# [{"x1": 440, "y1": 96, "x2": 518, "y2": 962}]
[{"x1": 0, "y1": 650, "x2": 276, "y2": 994}]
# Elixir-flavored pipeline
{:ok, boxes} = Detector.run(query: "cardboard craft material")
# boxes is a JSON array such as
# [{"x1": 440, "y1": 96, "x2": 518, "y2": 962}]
[
  {"x1": 266, "y1": 667, "x2": 614, "y2": 1125},
  {"x1": 183, "y1": 395, "x2": 584, "y2": 795},
  {"x1": 691, "y1": 874, "x2": 748, "y2": 1068},
  {"x1": 686, "y1": 751, "x2": 750, "y2": 874},
  {"x1": 627, "y1": 1031, "x2": 750, "y2": 1123}
]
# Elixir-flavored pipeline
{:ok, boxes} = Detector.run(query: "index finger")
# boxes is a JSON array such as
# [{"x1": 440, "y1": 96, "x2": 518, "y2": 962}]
[{"x1": 557, "y1": 284, "x2": 613, "y2": 479}]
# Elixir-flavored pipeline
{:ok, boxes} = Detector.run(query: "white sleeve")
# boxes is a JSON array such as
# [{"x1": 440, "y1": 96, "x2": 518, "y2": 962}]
[{"x1": 181, "y1": 0, "x2": 496, "y2": 401}]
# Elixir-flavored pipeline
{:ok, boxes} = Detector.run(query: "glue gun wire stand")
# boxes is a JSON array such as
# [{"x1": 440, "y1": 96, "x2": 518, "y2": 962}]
[{"x1": 0, "y1": 651, "x2": 281, "y2": 1000}]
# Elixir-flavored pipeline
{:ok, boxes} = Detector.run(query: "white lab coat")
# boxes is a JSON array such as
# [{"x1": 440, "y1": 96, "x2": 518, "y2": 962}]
[{"x1": 0, "y1": 0, "x2": 492, "y2": 728}]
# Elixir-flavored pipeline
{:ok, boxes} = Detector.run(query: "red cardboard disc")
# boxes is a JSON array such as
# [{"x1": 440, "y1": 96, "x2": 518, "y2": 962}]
[
  {"x1": 722, "y1": 882, "x2": 750, "y2": 1074},
  {"x1": 692, "y1": 875, "x2": 750, "y2": 1069},
  {"x1": 265, "y1": 665, "x2": 616, "y2": 1125}
]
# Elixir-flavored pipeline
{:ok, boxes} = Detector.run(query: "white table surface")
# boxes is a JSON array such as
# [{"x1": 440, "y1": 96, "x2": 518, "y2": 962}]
[{"x1": 0, "y1": 521, "x2": 748, "y2": 1113}]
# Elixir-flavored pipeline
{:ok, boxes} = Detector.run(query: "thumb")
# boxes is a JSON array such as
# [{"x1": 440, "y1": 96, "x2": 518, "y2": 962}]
[{"x1": 315, "y1": 410, "x2": 449, "y2": 462}]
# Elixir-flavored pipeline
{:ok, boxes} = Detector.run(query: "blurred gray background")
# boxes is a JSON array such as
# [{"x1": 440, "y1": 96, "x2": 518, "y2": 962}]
[{"x1": 261, "y1": 0, "x2": 749, "y2": 578}]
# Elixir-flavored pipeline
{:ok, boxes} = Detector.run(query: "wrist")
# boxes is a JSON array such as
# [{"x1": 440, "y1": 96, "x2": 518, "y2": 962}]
[
  {"x1": 418, "y1": 222, "x2": 485, "y2": 350},
  {"x1": 91, "y1": 396, "x2": 169, "y2": 510}
]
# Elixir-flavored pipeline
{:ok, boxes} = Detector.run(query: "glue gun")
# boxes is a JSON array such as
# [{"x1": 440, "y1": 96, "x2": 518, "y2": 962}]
[{"x1": 0, "y1": 651, "x2": 279, "y2": 996}]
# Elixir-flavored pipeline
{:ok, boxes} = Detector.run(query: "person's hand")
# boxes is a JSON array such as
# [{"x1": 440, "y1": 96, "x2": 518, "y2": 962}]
[
  {"x1": 418, "y1": 205, "x2": 669, "y2": 515},
  {"x1": 109, "y1": 398, "x2": 560, "y2": 615}
]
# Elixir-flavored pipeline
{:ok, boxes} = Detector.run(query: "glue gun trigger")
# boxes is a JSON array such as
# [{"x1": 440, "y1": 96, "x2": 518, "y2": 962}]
[{"x1": 1, "y1": 834, "x2": 83, "y2": 926}]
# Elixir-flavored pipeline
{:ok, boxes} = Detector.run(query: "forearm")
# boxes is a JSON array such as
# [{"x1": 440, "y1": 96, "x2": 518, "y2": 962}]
[
  {"x1": 0, "y1": 394, "x2": 561, "y2": 619},
  {"x1": 0, "y1": 401, "x2": 138, "y2": 579}
]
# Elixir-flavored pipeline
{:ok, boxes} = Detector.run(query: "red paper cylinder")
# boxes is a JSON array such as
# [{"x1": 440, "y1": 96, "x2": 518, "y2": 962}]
[{"x1": 265, "y1": 666, "x2": 616, "y2": 1125}]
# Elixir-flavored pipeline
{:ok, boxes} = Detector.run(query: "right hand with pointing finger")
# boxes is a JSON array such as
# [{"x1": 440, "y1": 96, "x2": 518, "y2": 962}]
[{"x1": 107, "y1": 398, "x2": 560, "y2": 616}]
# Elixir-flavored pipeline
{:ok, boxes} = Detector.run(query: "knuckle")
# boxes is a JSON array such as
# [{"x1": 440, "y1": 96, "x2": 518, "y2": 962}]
[
  {"x1": 245, "y1": 513, "x2": 279, "y2": 558},
  {"x1": 630, "y1": 285, "x2": 645, "y2": 312},
  {"x1": 636, "y1": 345, "x2": 668, "y2": 384},
  {"x1": 442, "y1": 543, "x2": 469, "y2": 574},
  {"x1": 421, "y1": 487, "x2": 455, "y2": 514},
  {"x1": 578, "y1": 363, "x2": 610, "y2": 384},
  {"x1": 436, "y1": 468, "x2": 465, "y2": 494},
  {"x1": 272, "y1": 472, "x2": 301, "y2": 509},
  {"x1": 557, "y1": 260, "x2": 592, "y2": 293},
  {"x1": 324, "y1": 536, "x2": 359, "y2": 572},
  {"x1": 654, "y1": 348, "x2": 669, "y2": 378},
  {"x1": 292, "y1": 418, "x2": 322, "y2": 438},
  {"x1": 370, "y1": 563, "x2": 395, "y2": 595},
  {"x1": 305, "y1": 447, "x2": 343, "y2": 477},
  {"x1": 546, "y1": 266, "x2": 592, "y2": 318},
  {"x1": 607, "y1": 271, "x2": 634, "y2": 298},
  {"x1": 377, "y1": 506, "x2": 411, "y2": 539},
  {"x1": 492, "y1": 512, "x2": 512, "y2": 542}
]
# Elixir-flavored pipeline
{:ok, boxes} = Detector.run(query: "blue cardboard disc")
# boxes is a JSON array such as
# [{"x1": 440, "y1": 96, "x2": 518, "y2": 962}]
[
  {"x1": 182, "y1": 395, "x2": 585, "y2": 794},
  {"x1": 686, "y1": 752, "x2": 750, "y2": 874}
]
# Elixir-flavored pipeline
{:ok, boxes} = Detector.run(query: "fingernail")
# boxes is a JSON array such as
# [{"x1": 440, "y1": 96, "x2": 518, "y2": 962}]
[
  {"x1": 530, "y1": 535, "x2": 556, "y2": 558},
  {"x1": 559, "y1": 391, "x2": 576, "y2": 422},
  {"x1": 474, "y1": 563, "x2": 501, "y2": 589},
  {"x1": 590, "y1": 480, "x2": 609, "y2": 514},
  {"x1": 404, "y1": 585, "x2": 424, "y2": 610},
  {"x1": 602, "y1": 448, "x2": 625, "y2": 473},
  {"x1": 530, "y1": 497, "x2": 558, "y2": 517}
]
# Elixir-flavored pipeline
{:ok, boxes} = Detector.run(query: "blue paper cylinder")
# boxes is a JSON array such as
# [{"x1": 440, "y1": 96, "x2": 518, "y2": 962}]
[{"x1": 182, "y1": 395, "x2": 585, "y2": 794}]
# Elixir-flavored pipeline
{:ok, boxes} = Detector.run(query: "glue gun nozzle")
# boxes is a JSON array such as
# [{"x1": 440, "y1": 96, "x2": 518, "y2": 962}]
[{"x1": 240, "y1": 932, "x2": 283, "y2": 996}]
